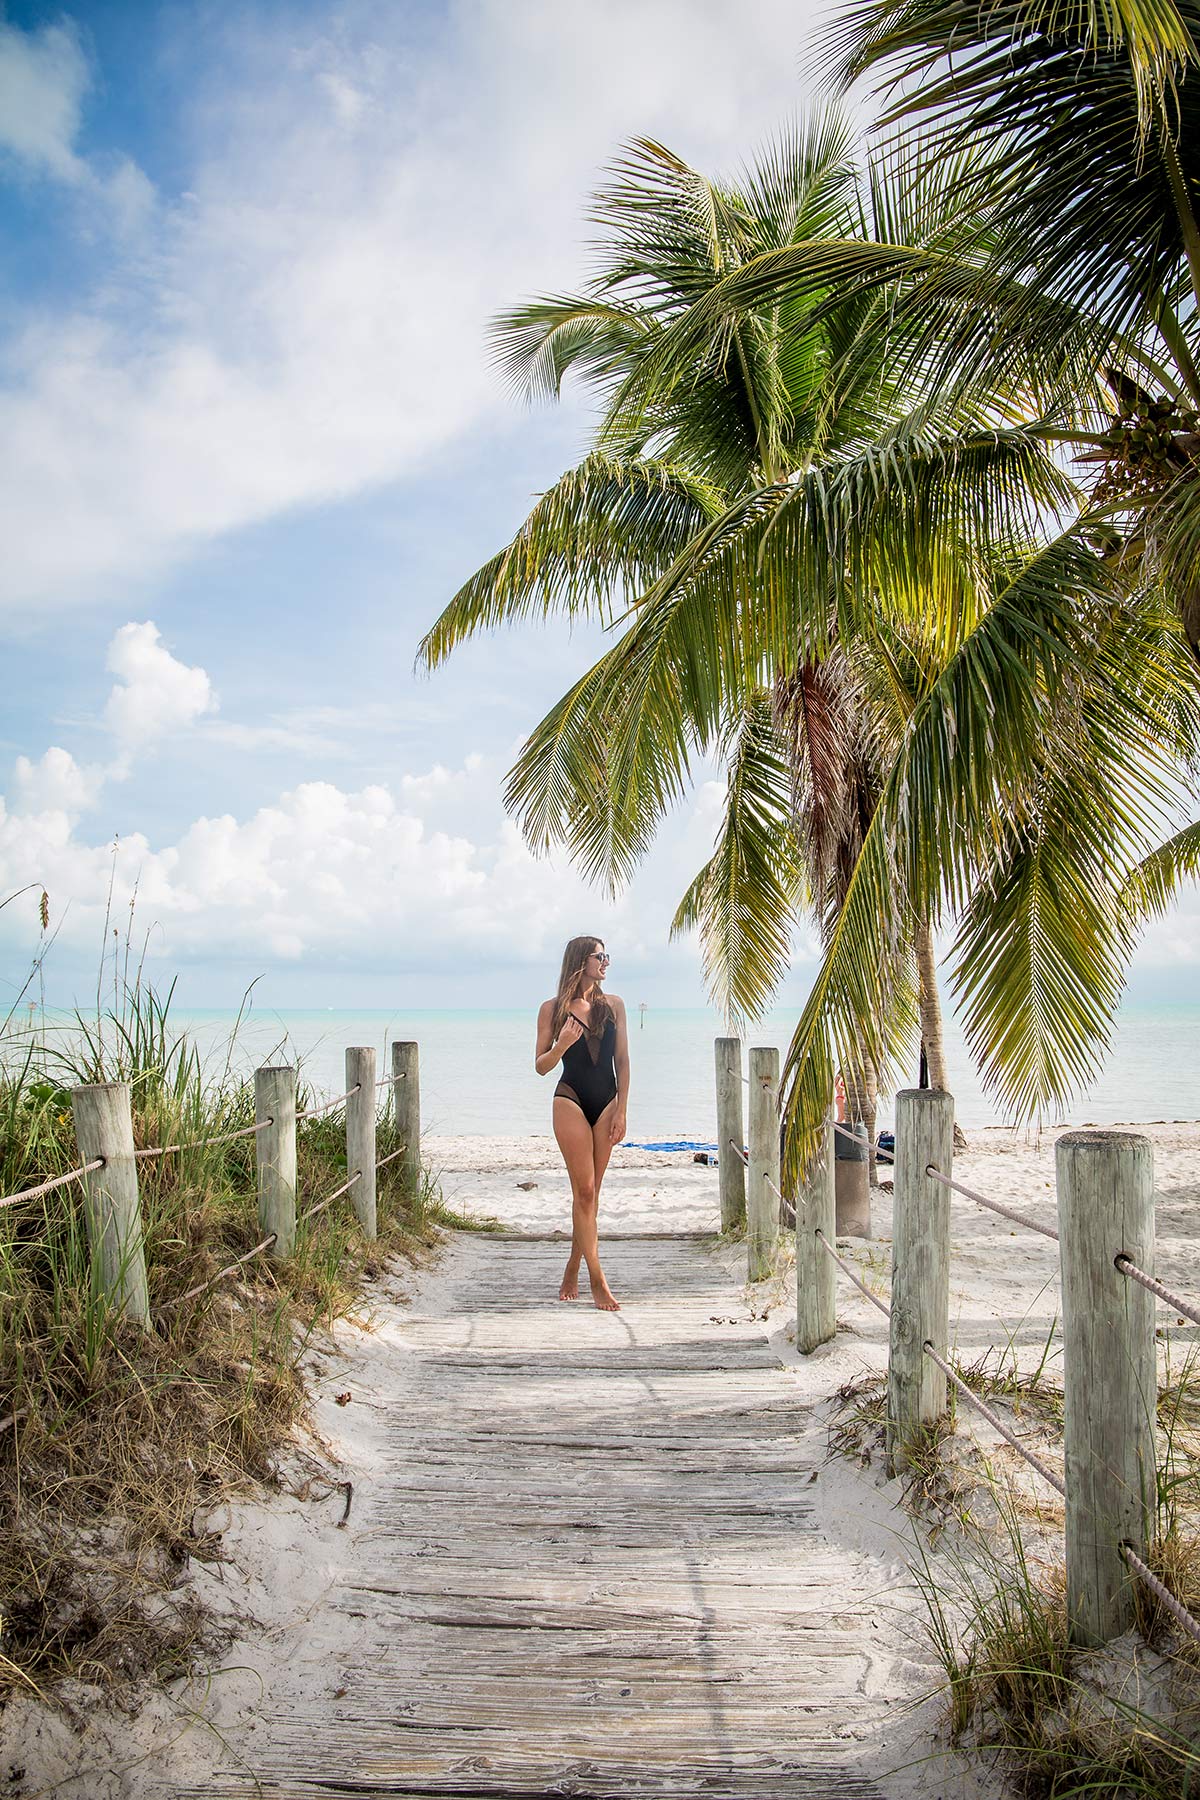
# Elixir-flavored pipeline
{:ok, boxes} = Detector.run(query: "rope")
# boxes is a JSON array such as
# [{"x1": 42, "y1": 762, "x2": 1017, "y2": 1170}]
[
  {"x1": 135, "y1": 1117, "x2": 273, "y2": 1160},
  {"x1": 921, "y1": 1340, "x2": 1068, "y2": 1498},
  {"x1": 296, "y1": 1083, "x2": 361, "y2": 1122},
  {"x1": 374, "y1": 1145, "x2": 407, "y2": 1172},
  {"x1": 813, "y1": 1228, "x2": 892, "y2": 1319},
  {"x1": 0, "y1": 1158, "x2": 105, "y2": 1210},
  {"x1": 833, "y1": 1120, "x2": 893, "y2": 1164},
  {"x1": 763, "y1": 1170, "x2": 796, "y2": 1226},
  {"x1": 302, "y1": 1170, "x2": 362, "y2": 1223},
  {"x1": 925, "y1": 1164, "x2": 1060, "y2": 1242},
  {"x1": 157, "y1": 1233, "x2": 279, "y2": 1314},
  {"x1": 1116, "y1": 1257, "x2": 1200, "y2": 1330},
  {"x1": 728, "y1": 1139, "x2": 749, "y2": 1166},
  {"x1": 1119, "y1": 1544, "x2": 1200, "y2": 1648}
]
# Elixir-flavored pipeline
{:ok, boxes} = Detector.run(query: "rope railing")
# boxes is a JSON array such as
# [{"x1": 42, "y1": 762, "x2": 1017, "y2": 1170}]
[
  {"x1": 0, "y1": 1157, "x2": 105, "y2": 1210},
  {"x1": 833, "y1": 1120, "x2": 894, "y2": 1164},
  {"x1": 813, "y1": 1226, "x2": 891, "y2": 1320},
  {"x1": 156, "y1": 1232, "x2": 279, "y2": 1315},
  {"x1": 295, "y1": 1083, "x2": 361, "y2": 1122},
  {"x1": 300, "y1": 1141, "x2": 409, "y2": 1227},
  {"x1": 728, "y1": 1138, "x2": 749, "y2": 1166},
  {"x1": 925, "y1": 1163, "x2": 1060, "y2": 1242},
  {"x1": 1119, "y1": 1544, "x2": 1200, "y2": 1649},
  {"x1": 921, "y1": 1339, "x2": 1067, "y2": 1499},
  {"x1": 302, "y1": 1171, "x2": 362, "y2": 1224},
  {"x1": 135, "y1": 1116, "x2": 273, "y2": 1160},
  {"x1": 763, "y1": 1170, "x2": 795, "y2": 1226},
  {"x1": 1115, "y1": 1256, "x2": 1200, "y2": 1330}
]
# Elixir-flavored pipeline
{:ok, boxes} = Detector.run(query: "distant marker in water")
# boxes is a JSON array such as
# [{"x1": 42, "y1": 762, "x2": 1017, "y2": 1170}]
[{"x1": 639, "y1": 1001, "x2": 647, "y2": 1030}]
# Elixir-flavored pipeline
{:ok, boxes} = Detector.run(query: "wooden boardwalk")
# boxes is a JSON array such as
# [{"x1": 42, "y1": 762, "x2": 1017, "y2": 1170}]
[{"x1": 183, "y1": 1231, "x2": 894, "y2": 1799}]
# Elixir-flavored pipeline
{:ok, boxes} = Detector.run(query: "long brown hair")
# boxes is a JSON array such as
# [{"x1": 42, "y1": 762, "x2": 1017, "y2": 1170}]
[{"x1": 552, "y1": 935, "x2": 613, "y2": 1039}]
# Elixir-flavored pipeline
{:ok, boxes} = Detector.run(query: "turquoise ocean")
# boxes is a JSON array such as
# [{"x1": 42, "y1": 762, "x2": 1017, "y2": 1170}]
[{"x1": 118, "y1": 1002, "x2": 1200, "y2": 1140}]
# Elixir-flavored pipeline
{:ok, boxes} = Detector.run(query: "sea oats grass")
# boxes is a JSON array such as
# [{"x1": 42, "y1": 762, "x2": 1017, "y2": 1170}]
[{"x1": 0, "y1": 985, "x2": 474, "y2": 1703}]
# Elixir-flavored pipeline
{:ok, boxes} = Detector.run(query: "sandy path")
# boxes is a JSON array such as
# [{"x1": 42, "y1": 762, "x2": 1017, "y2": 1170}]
[{"x1": 164, "y1": 1226, "x2": 974, "y2": 1799}]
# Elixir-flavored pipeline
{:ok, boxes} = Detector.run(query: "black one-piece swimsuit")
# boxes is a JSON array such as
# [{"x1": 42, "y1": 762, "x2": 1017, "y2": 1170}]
[{"x1": 555, "y1": 1012, "x2": 618, "y2": 1127}]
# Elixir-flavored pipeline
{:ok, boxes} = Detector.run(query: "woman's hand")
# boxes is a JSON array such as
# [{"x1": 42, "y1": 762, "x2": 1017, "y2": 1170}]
[
  {"x1": 608, "y1": 1109, "x2": 627, "y2": 1146},
  {"x1": 556, "y1": 1015, "x2": 584, "y2": 1053}
]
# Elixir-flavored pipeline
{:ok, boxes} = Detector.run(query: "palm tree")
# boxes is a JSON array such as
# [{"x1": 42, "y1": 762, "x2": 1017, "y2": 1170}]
[
  {"x1": 421, "y1": 120, "x2": 1074, "y2": 1165},
  {"x1": 584, "y1": 9, "x2": 1200, "y2": 1168}
]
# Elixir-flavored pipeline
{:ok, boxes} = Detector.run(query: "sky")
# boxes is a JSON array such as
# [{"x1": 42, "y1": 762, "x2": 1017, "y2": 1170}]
[{"x1": 1, "y1": 0, "x2": 1197, "y2": 1019}]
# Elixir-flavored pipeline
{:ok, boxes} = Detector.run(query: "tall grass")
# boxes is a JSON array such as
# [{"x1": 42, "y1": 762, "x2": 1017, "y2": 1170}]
[{"x1": 0, "y1": 979, "x2": 473, "y2": 1700}]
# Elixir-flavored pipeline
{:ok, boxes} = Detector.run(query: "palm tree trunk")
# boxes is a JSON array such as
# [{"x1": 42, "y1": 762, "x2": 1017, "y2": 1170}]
[
  {"x1": 915, "y1": 919, "x2": 967, "y2": 1147},
  {"x1": 914, "y1": 919, "x2": 949, "y2": 1091},
  {"x1": 843, "y1": 1045, "x2": 879, "y2": 1186}
]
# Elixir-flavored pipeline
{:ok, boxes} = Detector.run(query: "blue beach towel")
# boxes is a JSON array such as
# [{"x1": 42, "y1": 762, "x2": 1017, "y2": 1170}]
[{"x1": 621, "y1": 1139, "x2": 719, "y2": 1152}]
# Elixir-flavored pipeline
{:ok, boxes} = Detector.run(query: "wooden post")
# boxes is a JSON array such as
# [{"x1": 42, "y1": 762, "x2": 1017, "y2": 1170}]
[
  {"x1": 391, "y1": 1040, "x2": 421, "y2": 1196},
  {"x1": 887, "y1": 1087, "x2": 954, "y2": 1475},
  {"x1": 714, "y1": 1036, "x2": 746, "y2": 1232},
  {"x1": 255, "y1": 1065, "x2": 297, "y2": 1261},
  {"x1": 1057, "y1": 1130, "x2": 1155, "y2": 1646},
  {"x1": 71, "y1": 1081, "x2": 149, "y2": 1328},
  {"x1": 747, "y1": 1046, "x2": 780, "y2": 1282},
  {"x1": 795, "y1": 1110, "x2": 836, "y2": 1353},
  {"x1": 345, "y1": 1047, "x2": 377, "y2": 1240}
]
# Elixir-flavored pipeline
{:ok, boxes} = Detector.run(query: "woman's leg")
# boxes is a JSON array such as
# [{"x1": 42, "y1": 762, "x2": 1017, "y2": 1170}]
[
  {"x1": 553, "y1": 1096, "x2": 619, "y2": 1310},
  {"x1": 585, "y1": 1099, "x2": 621, "y2": 1309}
]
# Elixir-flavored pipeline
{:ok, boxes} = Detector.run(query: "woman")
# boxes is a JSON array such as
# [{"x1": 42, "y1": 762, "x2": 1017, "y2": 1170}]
[{"x1": 535, "y1": 936, "x2": 629, "y2": 1311}]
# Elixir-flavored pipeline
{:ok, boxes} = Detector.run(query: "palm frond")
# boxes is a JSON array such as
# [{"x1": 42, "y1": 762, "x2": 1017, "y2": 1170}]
[
  {"x1": 669, "y1": 697, "x2": 807, "y2": 1025},
  {"x1": 1123, "y1": 816, "x2": 1200, "y2": 914},
  {"x1": 417, "y1": 454, "x2": 725, "y2": 670}
]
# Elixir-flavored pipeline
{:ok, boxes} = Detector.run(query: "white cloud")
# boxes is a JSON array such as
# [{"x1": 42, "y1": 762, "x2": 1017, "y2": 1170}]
[
  {"x1": 0, "y1": 20, "x2": 89, "y2": 184},
  {"x1": 0, "y1": 19, "x2": 153, "y2": 230},
  {"x1": 0, "y1": 0, "x2": 819, "y2": 611},
  {"x1": 103, "y1": 621, "x2": 216, "y2": 752},
  {"x1": 10, "y1": 747, "x2": 106, "y2": 818},
  {"x1": 0, "y1": 764, "x2": 622, "y2": 969}
]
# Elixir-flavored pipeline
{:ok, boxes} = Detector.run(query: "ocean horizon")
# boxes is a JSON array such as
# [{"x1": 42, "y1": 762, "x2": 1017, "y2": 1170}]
[{"x1": 7, "y1": 1000, "x2": 1196, "y2": 1140}]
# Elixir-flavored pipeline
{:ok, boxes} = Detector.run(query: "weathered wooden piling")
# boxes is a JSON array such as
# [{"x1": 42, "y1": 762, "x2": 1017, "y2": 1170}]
[
  {"x1": 714, "y1": 1036, "x2": 746, "y2": 1232},
  {"x1": 255, "y1": 1065, "x2": 297, "y2": 1261},
  {"x1": 886, "y1": 1087, "x2": 953, "y2": 1475},
  {"x1": 345, "y1": 1046, "x2": 377, "y2": 1240},
  {"x1": 391, "y1": 1040, "x2": 421, "y2": 1196},
  {"x1": 747, "y1": 1046, "x2": 780, "y2": 1282},
  {"x1": 1057, "y1": 1130, "x2": 1155, "y2": 1645},
  {"x1": 71, "y1": 1081, "x2": 149, "y2": 1327},
  {"x1": 795, "y1": 1111, "x2": 836, "y2": 1353}
]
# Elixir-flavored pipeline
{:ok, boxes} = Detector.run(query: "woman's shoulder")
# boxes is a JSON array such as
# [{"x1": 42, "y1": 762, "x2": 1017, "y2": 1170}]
[
  {"x1": 537, "y1": 996, "x2": 556, "y2": 1017},
  {"x1": 605, "y1": 992, "x2": 625, "y2": 1013}
]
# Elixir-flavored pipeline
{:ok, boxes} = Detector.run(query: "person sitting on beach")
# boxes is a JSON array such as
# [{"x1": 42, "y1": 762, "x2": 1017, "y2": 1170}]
[{"x1": 534, "y1": 936, "x2": 629, "y2": 1311}]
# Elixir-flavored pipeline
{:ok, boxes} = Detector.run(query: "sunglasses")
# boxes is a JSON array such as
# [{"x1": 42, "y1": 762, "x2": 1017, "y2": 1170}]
[{"x1": 589, "y1": 950, "x2": 611, "y2": 964}]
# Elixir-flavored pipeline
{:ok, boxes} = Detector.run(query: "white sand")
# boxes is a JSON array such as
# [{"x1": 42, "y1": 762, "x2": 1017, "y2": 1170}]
[{"x1": 5, "y1": 1122, "x2": 1198, "y2": 1798}]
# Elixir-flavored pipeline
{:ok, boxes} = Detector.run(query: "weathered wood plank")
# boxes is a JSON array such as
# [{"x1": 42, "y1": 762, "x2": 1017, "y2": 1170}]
[{"x1": 178, "y1": 1232, "x2": 891, "y2": 1799}]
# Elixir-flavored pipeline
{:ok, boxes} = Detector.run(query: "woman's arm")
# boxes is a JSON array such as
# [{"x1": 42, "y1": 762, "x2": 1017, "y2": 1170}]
[
  {"x1": 534, "y1": 999, "x2": 582, "y2": 1076},
  {"x1": 609, "y1": 996, "x2": 630, "y2": 1142}
]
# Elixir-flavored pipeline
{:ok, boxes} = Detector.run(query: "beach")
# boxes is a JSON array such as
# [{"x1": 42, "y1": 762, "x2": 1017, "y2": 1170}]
[{"x1": 8, "y1": 1120, "x2": 1198, "y2": 1798}]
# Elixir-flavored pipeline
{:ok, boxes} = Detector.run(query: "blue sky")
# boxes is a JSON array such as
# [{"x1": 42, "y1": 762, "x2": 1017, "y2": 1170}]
[{"x1": 1, "y1": 0, "x2": 1197, "y2": 1018}]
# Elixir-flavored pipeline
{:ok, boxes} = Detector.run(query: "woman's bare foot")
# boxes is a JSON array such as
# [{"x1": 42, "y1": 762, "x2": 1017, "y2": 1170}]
[
  {"x1": 590, "y1": 1274, "x2": 620, "y2": 1312},
  {"x1": 559, "y1": 1260, "x2": 580, "y2": 1301}
]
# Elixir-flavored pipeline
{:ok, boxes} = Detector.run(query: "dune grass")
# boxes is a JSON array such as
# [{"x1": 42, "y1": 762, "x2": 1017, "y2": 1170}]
[
  {"x1": 0, "y1": 980, "x2": 477, "y2": 1702},
  {"x1": 825, "y1": 1320, "x2": 1200, "y2": 1795}
]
